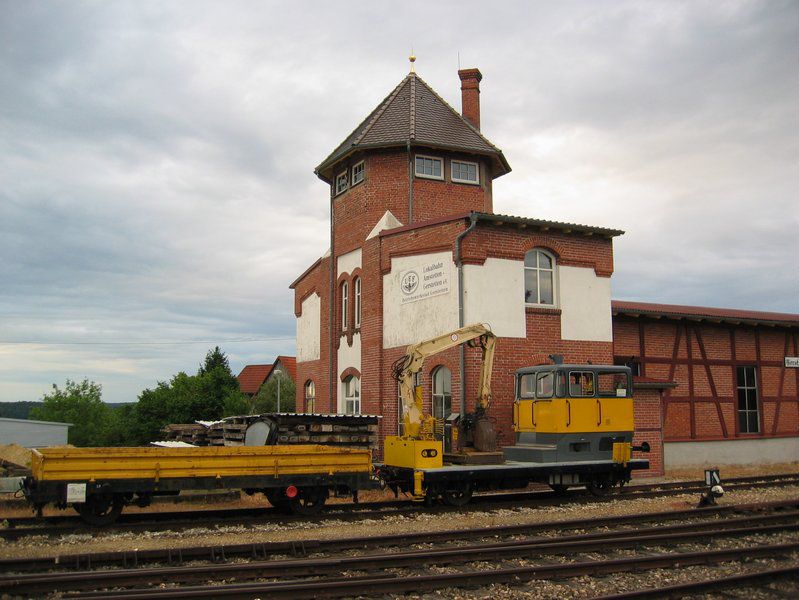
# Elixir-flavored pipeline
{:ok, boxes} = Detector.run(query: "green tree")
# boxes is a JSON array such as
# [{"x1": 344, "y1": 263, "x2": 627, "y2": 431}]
[
  {"x1": 126, "y1": 347, "x2": 249, "y2": 444},
  {"x1": 192, "y1": 347, "x2": 244, "y2": 419},
  {"x1": 251, "y1": 375, "x2": 296, "y2": 414},
  {"x1": 30, "y1": 379, "x2": 113, "y2": 447}
]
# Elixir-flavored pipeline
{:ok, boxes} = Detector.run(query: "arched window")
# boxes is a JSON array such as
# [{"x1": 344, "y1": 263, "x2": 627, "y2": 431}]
[
  {"x1": 354, "y1": 277, "x2": 361, "y2": 328},
  {"x1": 432, "y1": 366, "x2": 452, "y2": 420},
  {"x1": 343, "y1": 375, "x2": 360, "y2": 415},
  {"x1": 524, "y1": 249, "x2": 556, "y2": 306},
  {"x1": 341, "y1": 280, "x2": 349, "y2": 330},
  {"x1": 304, "y1": 380, "x2": 316, "y2": 414}
]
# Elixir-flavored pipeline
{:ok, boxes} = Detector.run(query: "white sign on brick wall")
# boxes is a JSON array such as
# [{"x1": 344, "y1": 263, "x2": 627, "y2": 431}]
[
  {"x1": 786, "y1": 357, "x2": 799, "y2": 368},
  {"x1": 399, "y1": 260, "x2": 450, "y2": 304}
]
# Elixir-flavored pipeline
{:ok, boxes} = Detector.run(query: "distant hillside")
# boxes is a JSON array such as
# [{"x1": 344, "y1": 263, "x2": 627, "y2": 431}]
[
  {"x1": 0, "y1": 401, "x2": 41, "y2": 420},
  {"x1": 0, "y1": 401, "x2": 134, "y2": 420}
]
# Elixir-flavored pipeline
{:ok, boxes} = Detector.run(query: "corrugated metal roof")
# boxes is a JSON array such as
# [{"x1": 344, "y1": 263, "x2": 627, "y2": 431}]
[
  {"x1": 0, "y1": 417, "x2": 72, "y2": 427},
  {"x1": 475, "y1": 212, "x2": 624, "y2": 238},
  {"x1": 613, "y1": 300, "x2": 799, "y2": 328}
]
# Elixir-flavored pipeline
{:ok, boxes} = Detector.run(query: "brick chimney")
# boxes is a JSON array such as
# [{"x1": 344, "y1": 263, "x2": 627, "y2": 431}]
[{"x1": 458, "y1": 68, "x2": 482, "y2": 130}]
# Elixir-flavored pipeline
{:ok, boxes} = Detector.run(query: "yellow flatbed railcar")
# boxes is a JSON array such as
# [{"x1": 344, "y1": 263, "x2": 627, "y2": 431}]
[{"x1": 22, "y1": 445, "x2": 373, "y2": 524}]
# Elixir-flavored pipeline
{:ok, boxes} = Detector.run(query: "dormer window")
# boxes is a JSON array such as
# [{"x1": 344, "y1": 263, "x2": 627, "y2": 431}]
[
  {"x1": 351, "y1": 161, "x2": 365, "y2": 186},
  {"x1": 451, "y1": 160, "x2": 479, "y2": 184},
  {"x1": 414, "y1": 155, "x2": 443, "y2": 180},
  {"x1": 335, "y1": 171, "x2": 348, "y2": 195}
]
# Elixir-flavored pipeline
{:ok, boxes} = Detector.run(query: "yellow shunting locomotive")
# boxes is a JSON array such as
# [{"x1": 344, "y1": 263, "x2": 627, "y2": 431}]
[{"x1": 379, "y1": 324, "x2": 649, "y2": 504}]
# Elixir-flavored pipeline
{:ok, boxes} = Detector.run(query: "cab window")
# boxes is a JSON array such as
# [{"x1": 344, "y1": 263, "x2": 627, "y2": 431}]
[
  {"x1": 597, "y1": 371, "x2": 631, "y2": 397},
  {"x1": 519, "y1": 374, "x2": 536, "y2": 399},
  {"x1": 536, "y1": 372, "x2": 555, "y2": 398},
  {"x1": 568, "y1": 371, "x2": 595, "y2": 397}
]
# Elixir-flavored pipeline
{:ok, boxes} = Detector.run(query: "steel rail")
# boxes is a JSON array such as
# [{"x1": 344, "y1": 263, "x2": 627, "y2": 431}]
[
  {"x1": 590, "y1": 563, "x2": 799, "y2": 599},
  {"x1": 5, "y1": 471, "x2": 796, "y2": 527},
  {"x1": 3, "y1": 497, "x2": 798, "y2": 573},
  {"x1": 3, "y1": 473, "x2": 798, "y2": 541},
  {"x1": 3, "y1": 513, "x2": 799, "y2": 595},
  {"x1": 56, "y1": 541, "x2": 799, "y2": 600}
]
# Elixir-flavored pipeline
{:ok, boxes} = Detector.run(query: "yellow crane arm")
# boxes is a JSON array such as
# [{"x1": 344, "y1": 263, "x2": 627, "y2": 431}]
[{"x1": 392, "y1": 323, "x2": 495, "y2": 439}]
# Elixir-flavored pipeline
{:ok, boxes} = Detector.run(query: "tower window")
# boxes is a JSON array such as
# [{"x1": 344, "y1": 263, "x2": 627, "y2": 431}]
[
  {"x1": 524, "y1": 249, "x2": 556, "y2": 306},
  {"x1": 414, "y1": 155, "x2": 443, "y2": 180},
  {"x1": 341, "y1": 280, "x2": 349, "y2": 330},
  {"x1": 304, "y1": 380, "x2": 316, "y2": 413},
  {"x1": 343, "y1": 375, "x2": 360, "y2": 415},
  {"x1": 354, "y1": 277, "x2": 361, "y2": 328},
  {"x1": 432, "y1": 366, "x2": 452, "y2": 420},
  {"x1": 451, "y1": 160, "x2": 479, "y2": 184},
  {"x1": 351, "y1": 161, "x2": 365, "y2": 186},
  {"x1": 335, "y1": 171, "x2": 348, "y2": 195}
]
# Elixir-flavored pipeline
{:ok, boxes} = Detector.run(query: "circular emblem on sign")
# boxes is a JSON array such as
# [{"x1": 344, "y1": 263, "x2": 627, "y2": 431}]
[
  {"x1": 450, "y1": 334, "x2": 459, "y2": 342},
  {"x1": 401, "y1": 271, "x2": 419, "y2": 295}
]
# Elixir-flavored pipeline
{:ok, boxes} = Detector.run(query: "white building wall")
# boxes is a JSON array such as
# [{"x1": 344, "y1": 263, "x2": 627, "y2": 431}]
[
  {"x1": 0, "y1": 418, "x2": 70, "y2": 447},
  {"x1": 337, "y1": 332, "x2": 361, "y2": 413},
  {"x1": 665, "y1": 438, "x2": 799, "y2": 466},
  {"x1": 383, "y1": 251, "x2": 459, "y2": 349},
  {"x1": 337, "y1": 248, "x2": 362, "y2": 276},
  {"x1": 296, "y1": 293, "x2": 321, "y2": 363},
  {"x1": 559, "y1": 265, "x2": 613, "y2": 342},
  {"x1": 463, "y1": 258, "x2": 526, "y2": 338}
]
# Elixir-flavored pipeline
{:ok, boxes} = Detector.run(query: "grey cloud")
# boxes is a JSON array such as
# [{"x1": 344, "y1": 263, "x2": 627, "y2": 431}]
[{"x1": 1, "y1": 0, "x2": 797, "y2": 403}]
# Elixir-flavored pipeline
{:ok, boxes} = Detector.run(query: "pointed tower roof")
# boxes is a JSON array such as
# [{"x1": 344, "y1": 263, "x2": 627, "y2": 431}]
[{"x1": 315, "y1": 72, "x2": 511, "y2": 182}]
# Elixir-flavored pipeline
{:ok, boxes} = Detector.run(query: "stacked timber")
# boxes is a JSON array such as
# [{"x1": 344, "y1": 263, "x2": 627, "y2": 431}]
[
  {"x1": 160, "y1": 424, "x2": 208, "y2": 446},
  {"x1": 207, "y1": 417, "x2": 248, "y2": 446},
  {"x1": 159, "y1": 414, "x2": 381, "y2": 449},
  {"x1": 256, "y1": 413, "x2": 380, "y2": 449}
]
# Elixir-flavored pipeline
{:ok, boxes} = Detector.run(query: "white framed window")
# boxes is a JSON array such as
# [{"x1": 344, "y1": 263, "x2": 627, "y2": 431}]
[
  {"x1": 451, "y1": 160, "x2": 479, "y2": 185},
  {"x1": 737, "y1": 366, "x2": 760, "y2": 433},
  {"x1": 351, "y1": 161, "x2": 365, "y2": 186},
  {"x1": 343, "y1": 375, "x2": 360, "y2": 415},
  {"x1": 304, "y1": 380, "x2": 316, "y2": 413},
  {"x1": 341, "y1": 280, "x2": 349, "y2": 330},
  {"x1": 432, "y1": 366, "x2": 452, "y2": 421},
  {"x1": 414, "y1": 155, "x2": 443, "y2": 180},
  {"x1": 354, "y1": 277, "x2": 361, "y2": 328},
  {"x1": 335, "y1": 171, "x2": 348, "y2": 195},
  {"x1": 524, "y1": 249, "x2": 556, "y2": 306}
]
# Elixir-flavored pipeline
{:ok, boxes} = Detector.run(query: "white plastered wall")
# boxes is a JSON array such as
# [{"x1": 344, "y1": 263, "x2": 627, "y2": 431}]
[
  {"x1": 463, "y1": 258, "x2": 526, "y2": 338},
  {"x1": 559, "y1": 265, "x2": 613, "y2": 342},
  {"x1": 665, "y1": 438, "x2": 799, "y2": 466},
  {"x1": 337, "y1": 247, "x2": 362, "y2": 276},
  {"x1": 337, "y1": 332, "x2": 361, "y2": 413},
  {"x1": 383, "y1": 251, "x2": 459, "y2": 348},
  {"x1": 296, "y1": 293, "x2": 321, "y2": 363}
]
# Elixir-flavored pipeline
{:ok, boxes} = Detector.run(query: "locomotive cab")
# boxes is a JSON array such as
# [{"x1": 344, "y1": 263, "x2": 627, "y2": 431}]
[{"x1": 504, "y1": 364, "x2": 635, "y2": 464}]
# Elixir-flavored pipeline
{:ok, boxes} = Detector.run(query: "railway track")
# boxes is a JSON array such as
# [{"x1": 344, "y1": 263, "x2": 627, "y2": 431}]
[
  {"x1": 2, "y1": 498, "x2": 798, "y2": 598},
  {"x1": 2, "y1": 472, "x2": 797, "y2": 541},
  {"x1": 2, "y1": 497, "x2": 796, "y2": 573}
]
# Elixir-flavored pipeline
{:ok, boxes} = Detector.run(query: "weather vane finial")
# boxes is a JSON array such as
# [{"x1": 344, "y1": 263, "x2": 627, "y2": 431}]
[{"x1": 409, "y1": 49, "x2": 416, "y2": 73}]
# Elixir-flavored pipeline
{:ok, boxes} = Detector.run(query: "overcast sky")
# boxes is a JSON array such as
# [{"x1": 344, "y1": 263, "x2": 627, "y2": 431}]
[{"x1": 1, "y1": 1, "x2": 797, "y2": 404}]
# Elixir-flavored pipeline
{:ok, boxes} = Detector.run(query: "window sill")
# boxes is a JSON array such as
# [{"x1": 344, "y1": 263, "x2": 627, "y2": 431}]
[
  {"x1": 451, "y1": 178, "x2": 480, "y2": 186},
  {"x1": 525, "y1": 306, "x2": 561, "y2": 315},
  {"x1": 415, "y1": 173, "x2": 444, "y2": 181}
]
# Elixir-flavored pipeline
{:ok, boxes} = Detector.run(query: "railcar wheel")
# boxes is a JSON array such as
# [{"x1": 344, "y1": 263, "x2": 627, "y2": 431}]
[
  {"x1": 264, "y1": 488, "x2": 291, "y2": 512},
  {"x1": 442, "y1": 486, "x2": 473, "y2": 507},
  {"x1": 548, "y1": 484, "x2": 569, "y2": 496},
  {"x1": 288, "y1": 487, "x2": 327, "y2": 516},
  {"x1": 588, "y1": 478, "x2": 614, "y2": 497},
  {"x1": 74, "y1": 494, "x2": 124, "y2": 526}
]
